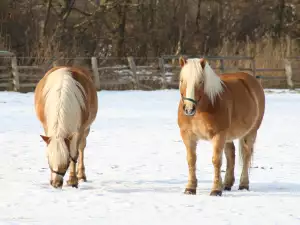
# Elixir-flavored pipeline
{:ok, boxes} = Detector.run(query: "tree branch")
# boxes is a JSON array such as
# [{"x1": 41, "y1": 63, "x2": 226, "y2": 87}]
[{"x1": 43, "y1": 0, "x2": 53, "y2": 36}]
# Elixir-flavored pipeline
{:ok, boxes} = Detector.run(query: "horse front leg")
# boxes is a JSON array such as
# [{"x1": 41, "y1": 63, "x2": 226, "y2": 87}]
[
  {"x1": 67, "y1": 161, "x2": 78, "y2": 188},
  {"x1": 67, "y1": 135, "x2": 80, "y2": 188},
  {"x1": 181, "y1": 130, "x2": 198, "y2": 195},
  {"x1": 210, "y1": 133, "x2": 226, "y2": 196}
]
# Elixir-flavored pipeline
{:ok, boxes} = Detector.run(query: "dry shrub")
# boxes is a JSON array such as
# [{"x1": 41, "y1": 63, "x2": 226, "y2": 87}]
[{"x1": 215, "y1": 35, "x2": 300, "y2": 88}]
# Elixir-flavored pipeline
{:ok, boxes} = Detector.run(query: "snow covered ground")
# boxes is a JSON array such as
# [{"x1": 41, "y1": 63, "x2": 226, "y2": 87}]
[{"x1": 0, "y1": 89, "x2": 300, "y2": 225}]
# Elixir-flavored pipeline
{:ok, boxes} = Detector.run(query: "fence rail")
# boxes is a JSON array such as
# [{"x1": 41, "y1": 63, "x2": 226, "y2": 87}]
[{"x1": 0, "y1": 54, "x2": 299, "y2": 91}]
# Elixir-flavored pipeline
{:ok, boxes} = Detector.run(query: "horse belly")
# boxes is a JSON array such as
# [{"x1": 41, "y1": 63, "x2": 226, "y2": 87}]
[
  {"x1": 226, "y1": 127, "x2": 251, "y2": 142},
  {"x1": 226, "y1": 109, "x2": 258, "y2": 141}
]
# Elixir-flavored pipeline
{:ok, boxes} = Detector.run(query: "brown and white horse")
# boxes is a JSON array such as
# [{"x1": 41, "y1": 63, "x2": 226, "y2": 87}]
[
  {"x1": 34, "y1": 66, "x2": 98, "y2": 189},
  {"x1": 177, "y1": 57, "x2": 265, "y2": 196}
]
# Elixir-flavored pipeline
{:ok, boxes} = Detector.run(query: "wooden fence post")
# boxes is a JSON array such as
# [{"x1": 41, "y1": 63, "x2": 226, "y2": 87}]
[
  {"x1": 158, "y1": 58, "x2": 167, "y2": 89},
  {"x1": 11, "y1": 56, "x2": 20, "y2": 91},
  {"x1": 52, "y1": 60, "x2": 59, "y2": 67},
  {"x1": 251, "y1": 58, "x2": 256, "y2": 77},
  {"x1": 127, "y1": 56, "x2": 139, "y2": 89},
  {"x1": 284, "y1": 58, "x2": 294, "y2": 89},
  {"x1": 91, "y1": 57, "x2": 101, "y2": 90},
  {"x1": 220, "y1": 59, "x2": 225, "y2": 73}
]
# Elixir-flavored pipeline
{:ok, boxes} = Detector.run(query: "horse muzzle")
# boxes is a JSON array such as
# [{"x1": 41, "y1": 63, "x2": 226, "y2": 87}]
[
  {"x1": 50, "y1": 178, "x2": 63, "y2": 189},
  {"x1": 183, "y1": 104, "x2": 196, "y2": 116}
]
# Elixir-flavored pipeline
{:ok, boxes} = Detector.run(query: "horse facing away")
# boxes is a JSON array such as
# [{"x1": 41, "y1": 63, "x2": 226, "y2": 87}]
[
  {"x1": 34, "y1": 66, "x2": 98, "y2": 189},
  {"x1": 177, "y1": 57, "x2": 265, "y2": 196}
]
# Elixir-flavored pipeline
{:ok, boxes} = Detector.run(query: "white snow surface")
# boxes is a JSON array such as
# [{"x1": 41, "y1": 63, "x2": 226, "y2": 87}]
[{"x1": 0, "y1": 89, "x2": 300, "y2": 225}]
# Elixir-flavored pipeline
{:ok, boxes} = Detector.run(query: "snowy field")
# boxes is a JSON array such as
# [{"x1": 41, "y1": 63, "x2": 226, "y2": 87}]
[{"x1": 0, "y1": 89, "x2": 300, "y2": 225}]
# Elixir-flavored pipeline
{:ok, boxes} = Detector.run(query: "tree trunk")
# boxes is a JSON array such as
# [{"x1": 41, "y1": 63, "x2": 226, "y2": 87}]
[{"x1": 113, "y1": 0, "x2": 130, "y2": 57}]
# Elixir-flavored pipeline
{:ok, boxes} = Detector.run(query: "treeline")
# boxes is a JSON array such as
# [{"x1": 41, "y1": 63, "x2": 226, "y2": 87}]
[{"x1": 1, "y1": 0, "x2": 300, "y2": 60}]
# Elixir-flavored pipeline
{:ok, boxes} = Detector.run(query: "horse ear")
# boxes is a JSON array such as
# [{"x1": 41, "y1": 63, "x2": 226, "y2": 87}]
[
  {"x1": 179, "y1": 56, "x2": 187, "y2": 68},
  {"x1": 200, "y1": 58, "x2": 206, "y2": 69},
  {"x1": 40, "y1": 135, "x2": 50, "y2": 145}
]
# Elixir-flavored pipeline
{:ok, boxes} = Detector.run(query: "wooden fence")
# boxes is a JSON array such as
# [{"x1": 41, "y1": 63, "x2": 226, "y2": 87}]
[{"x1": 0, "y1": 54, "x2": 300, "y2": 92}]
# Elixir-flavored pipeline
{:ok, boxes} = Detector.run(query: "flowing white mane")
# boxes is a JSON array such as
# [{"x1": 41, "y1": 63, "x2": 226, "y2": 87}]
[
  {"x1": 42, "y1": 68, "x2": 87, "y2": 170},
  {"x1": 180, "y1": 58, "x2": 224, "y2": 105},
  {"x1": 43, "y1": 68, "x2": 86, "y2": 138}
]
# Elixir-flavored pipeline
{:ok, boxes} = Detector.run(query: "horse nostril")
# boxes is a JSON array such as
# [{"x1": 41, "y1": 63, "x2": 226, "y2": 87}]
[
  {"x1": 192, "y1": 105, "x2": 196, "y2": 112},
  {"x1": 183, "y1": 104, "x2": 186, "y2": 110}
]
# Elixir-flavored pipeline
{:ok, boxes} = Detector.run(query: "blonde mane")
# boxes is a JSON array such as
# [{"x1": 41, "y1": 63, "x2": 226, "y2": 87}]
[
  {"x1": 43, "y1": 68, "x2": 86, "y2": 170},
  {"x1": 180, "y1": 58, "x2": 224, "y2": 105}
]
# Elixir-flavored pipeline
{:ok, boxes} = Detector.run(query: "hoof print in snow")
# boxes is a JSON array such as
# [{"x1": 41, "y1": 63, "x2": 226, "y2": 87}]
[
  {"x1": 251, "y1": 165, "x2": 273, "y2": 170},
  {"x1": 184, "y1": 188, "x2": 196, "y2": 195},
  {"x1": 210, "y1": 190, "x2": 222, "y2": 196}
]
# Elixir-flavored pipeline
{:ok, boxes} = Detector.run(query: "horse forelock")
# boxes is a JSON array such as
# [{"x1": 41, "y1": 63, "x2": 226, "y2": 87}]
[
  {"x1": 180, "y1": 58, "x2": 224, "y2": 105},
  {"x1": 180, "y1": 58, "x2": 203, "y2": 88},
  {"x1": 47, "y1": 137, "x2": 69, "y2": 171}
]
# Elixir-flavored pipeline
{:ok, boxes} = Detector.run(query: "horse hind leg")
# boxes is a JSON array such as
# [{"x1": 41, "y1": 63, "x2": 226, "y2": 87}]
[
  {"x1": 238, "y1": 131, "x2": 257, "y2": 191},
  {"x1": 77, "y1": 128, "x2": 90, "y2": 182},
  {"x1": 223, "y1": 141, "x2": 235, "y2": 191}
]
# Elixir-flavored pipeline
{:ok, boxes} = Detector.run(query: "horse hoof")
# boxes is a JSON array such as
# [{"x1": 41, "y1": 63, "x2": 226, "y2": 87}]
[
  {"x1": 224, "y1": 186, "x2": 231, "y2": 191},
  {"x1": 67, "y1": 179, "x2": 78, "y2": 188},
  {"x1": 210, "y1": 190, "x2": 222, "y2": 196},
  {"x1": 184, "y1": 188, "x2": 196, "y2": 195},
  {"x1": 238, "y1": 185, "x2": 249, "y2": 191}
]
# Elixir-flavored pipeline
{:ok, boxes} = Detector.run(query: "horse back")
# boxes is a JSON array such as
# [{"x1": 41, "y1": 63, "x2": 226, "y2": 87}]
[{"x1": 34, "y1": 66, "x2": 98, "y2": 131}]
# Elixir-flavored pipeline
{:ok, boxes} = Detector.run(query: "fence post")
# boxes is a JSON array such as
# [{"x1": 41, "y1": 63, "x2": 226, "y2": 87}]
[
  {"x1": 158, "y1": 58, "x2": 167, "y2": 89},
  {"x1": 284, "y1": 58, "x2": 294, "y2": 89},
  {"x1": 91, "y1": 57, "x2": 101, "y2": 90},
  {"x1": 220, "y1": 59, "x2": 225, "y2": 73},
  {"x1": 52, "y1": 60, "x2": 59, "y2": 67},
  {"x1": 11, "y1": 56, "x2": 20, "y2": 91},
  {"x1": 251, "y1": 58, "x2": 256, "y2": 77},
  {"x1": 127, "y1": 56, "x2": 139, "y2": 89}
]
